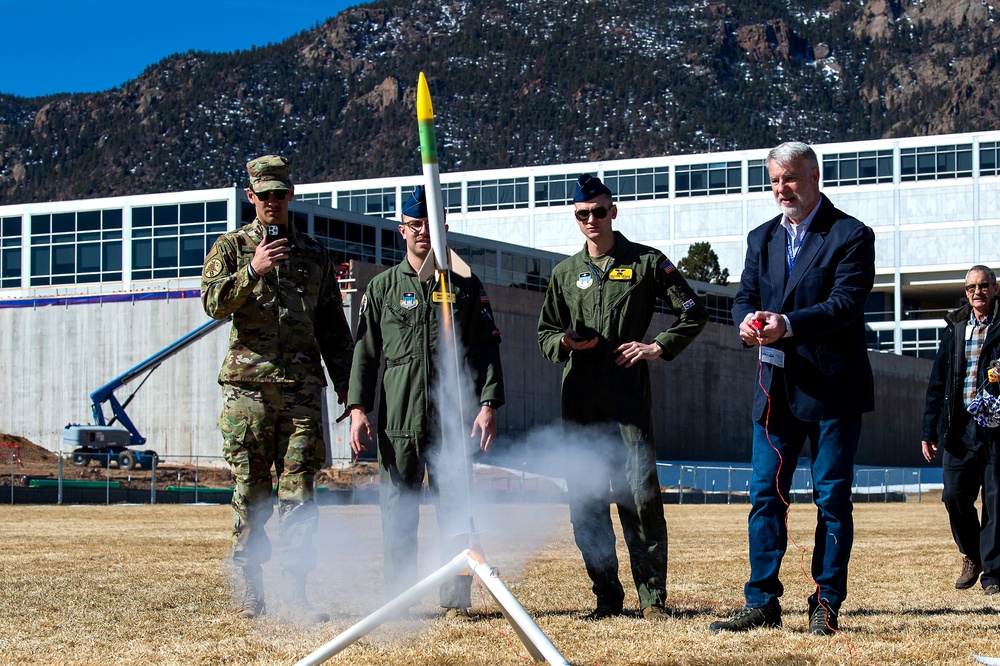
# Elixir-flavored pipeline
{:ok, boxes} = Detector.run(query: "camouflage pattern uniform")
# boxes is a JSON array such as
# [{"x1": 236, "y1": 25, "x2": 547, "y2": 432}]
[
  {"x1": 537, "y1": 230, "x2": 708, "y2": 612},
  {"x1": 348, "y1": 260, "x2": 504, "y2": 607},
  {"x1": 202, "y1": 219, "x2": 353, "y2": 574}
]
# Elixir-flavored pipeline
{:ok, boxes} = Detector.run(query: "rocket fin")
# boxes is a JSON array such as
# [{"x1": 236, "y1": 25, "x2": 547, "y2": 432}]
[
  {"x1": 447, "y1": 248, "x2": 472, "y2": 278},
  {"x1": 417, "y1": 252, "x2": 437, "y2": 281}
]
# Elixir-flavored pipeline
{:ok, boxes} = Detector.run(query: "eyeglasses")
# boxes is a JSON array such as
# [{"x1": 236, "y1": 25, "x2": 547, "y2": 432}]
[
  {"x1": 965, "y1": 282, "x2": 995, "y2": 293},
  {"x1": 402, "y1": 219, "x2": 430, "y2": 232},
  {"x1": 574, "y1": 206, "x2": 611, "y2": 222},
  {"x1": 252, "y1": 189, "x2": 289, "y2": 201}
]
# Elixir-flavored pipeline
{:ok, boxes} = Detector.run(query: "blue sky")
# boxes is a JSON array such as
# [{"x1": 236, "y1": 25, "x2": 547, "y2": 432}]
[{"x1": 3, "y1": 0, "x2": 362, "y2": 98}]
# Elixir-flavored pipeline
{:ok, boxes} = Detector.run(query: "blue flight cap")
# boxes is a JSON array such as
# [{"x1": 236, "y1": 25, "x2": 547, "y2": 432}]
[
  {"x1": 402, "y1": 186, "x2": 428, "y2": 218},
  {"x1": 573, "y1": 174, "x2": 613, "y2": 202}
]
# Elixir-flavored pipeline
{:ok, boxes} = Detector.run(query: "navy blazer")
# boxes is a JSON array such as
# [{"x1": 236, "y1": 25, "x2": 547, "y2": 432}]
[{"x1": 733, "y1": 195, "x2": 876, "y2": 422}]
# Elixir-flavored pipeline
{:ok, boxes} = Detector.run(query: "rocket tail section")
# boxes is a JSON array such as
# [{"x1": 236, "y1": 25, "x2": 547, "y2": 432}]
[{"x1": 417, "y1": 248, "x2": 472, "y2": 282}]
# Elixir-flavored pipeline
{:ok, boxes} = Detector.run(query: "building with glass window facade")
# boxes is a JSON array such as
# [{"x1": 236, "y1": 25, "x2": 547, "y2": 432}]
[
  {"x1": 0, "y1": 188, "x2": 567, "y2": 300},
  {"x1": 0, "y1": 132, "x2": 982, "y2": 466},
  {"x1": 0, "y1": 188, "x2": 577, "y2": 462},
  {"x1": 295, "y1": 130, "x2": 1000, "y2": 359}
]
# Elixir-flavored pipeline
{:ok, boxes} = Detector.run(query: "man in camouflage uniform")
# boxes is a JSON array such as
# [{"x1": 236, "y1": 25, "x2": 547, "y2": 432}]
[
  {"x1": 348, "y1": 186, "x2": 504, "y2": 619},
  {"x1": 201, "y1": 155, "x2": 353, "y2": 622},
  {"x1": 537, "y1": 174, "x2": 708, "y2": 621}
]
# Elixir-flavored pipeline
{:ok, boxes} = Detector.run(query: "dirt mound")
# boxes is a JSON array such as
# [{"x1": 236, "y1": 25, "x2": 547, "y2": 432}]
[
  {"x1": 0, "y1": 431, "x2": 383, "y2": 491},
  {"x1": 0, "y1": 432, "x2": 559, "y2": 496},
  {"x1": 0, "y1": 433, "x2": 57, "y2": 459}
]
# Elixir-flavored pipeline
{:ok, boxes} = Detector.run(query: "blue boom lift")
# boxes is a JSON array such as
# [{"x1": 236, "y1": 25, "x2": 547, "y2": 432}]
[{"x1": 64, "y1": 317, "x2": 229, "y2": 470}]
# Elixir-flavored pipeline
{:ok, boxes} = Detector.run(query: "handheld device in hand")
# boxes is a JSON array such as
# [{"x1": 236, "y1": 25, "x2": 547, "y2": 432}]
[{"x1": 266, "y1": 224, "x2": 287, "y2": 240}]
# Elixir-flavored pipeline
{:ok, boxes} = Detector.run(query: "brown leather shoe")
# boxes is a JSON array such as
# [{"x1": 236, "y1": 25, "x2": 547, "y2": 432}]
[
  {"x1": 642, "y1": 604, "x2": 670, "y2": 621},
  {"x1": 957, "y1": 556, "x2": 983, "y2": 590},
  {"x1": 444, "y1": 607, "x2": 472, "y2": 621}
]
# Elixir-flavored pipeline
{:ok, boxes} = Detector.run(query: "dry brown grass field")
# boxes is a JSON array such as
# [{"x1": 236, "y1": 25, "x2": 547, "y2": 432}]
[{"x1": 1, "y1": 499, "x2": 998, "y2": 665}]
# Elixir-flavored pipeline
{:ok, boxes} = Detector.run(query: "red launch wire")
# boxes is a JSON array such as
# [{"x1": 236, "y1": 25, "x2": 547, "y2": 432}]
[
  {"x1": 474, "y1": 576, "x2": 536, "y2": 664},
  {"x1": 754, "y1": 343, "x2": 874, "y2": 664}
]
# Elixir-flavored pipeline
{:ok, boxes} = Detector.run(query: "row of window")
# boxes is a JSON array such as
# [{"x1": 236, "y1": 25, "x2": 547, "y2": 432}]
[
  {"x1": 299, "y1": 144, "x2": 997, "y2": 216},
  {"x1": 2, "y1": 203, "x2": 229, "y2": 287},
  {"x1": 309, "y1": 212, "x2": 556, "y2": 291},
  {"x1": 5, "y1": 198, "x2": 562, "y2": 293}
]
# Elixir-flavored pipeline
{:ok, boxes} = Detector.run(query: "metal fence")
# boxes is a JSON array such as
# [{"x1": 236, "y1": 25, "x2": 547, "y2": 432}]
[
  {"x1": 656, "y1": 462, "x2": 940, "y2": 504},
  {"x1": 3, "y1": 449, "x2": 233, "y2": 505},
  {"x1": 3, "y1": 448, "x2": 942, "y2": 506}
]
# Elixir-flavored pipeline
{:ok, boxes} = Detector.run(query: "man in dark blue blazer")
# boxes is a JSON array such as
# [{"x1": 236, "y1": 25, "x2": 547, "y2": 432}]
[{"x1": 710, "y1": 141, "x2": 876, "y2": 636}]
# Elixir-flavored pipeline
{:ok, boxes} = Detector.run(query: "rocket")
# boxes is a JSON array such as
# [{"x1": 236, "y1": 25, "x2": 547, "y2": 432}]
[{"x1": 415, "y1": 71, "x2": 471, "y2": 281}]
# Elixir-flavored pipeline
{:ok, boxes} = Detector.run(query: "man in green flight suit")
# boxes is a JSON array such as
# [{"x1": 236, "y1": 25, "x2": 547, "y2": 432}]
[
  {"x1": 537, "y1": 174, "x2": 708, "y2": 621},
  {"x1": 348, "y1": 186, "x2": 505, "y2": 619},
  {"x1": 202, "y1": 154, "x2": 354, "y2": 622}
]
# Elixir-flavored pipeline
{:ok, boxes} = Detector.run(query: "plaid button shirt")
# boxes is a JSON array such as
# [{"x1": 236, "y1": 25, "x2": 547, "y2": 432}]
[{"x1": 964, "y1": 313, "x2": 993, "y2": 409}]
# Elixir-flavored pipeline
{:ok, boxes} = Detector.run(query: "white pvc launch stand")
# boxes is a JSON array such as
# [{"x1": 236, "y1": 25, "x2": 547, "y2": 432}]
[{"x1": 293, "y1": 547, "x2": 569, "y2": 666}]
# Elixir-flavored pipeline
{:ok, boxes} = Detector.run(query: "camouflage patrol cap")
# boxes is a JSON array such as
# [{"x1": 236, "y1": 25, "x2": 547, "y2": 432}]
[{"x1": 246, "y1": 154, "x2": 292, "y2": 192}]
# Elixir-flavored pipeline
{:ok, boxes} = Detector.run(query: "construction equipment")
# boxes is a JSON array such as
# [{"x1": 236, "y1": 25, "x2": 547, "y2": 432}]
[{"x1": 65, "y1": 317, "x2": 229, "y2": 470}]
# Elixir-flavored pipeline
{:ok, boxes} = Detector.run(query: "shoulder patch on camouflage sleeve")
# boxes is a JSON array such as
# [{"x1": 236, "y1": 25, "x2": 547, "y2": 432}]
[{"x1": 204, "y1": 257, "x2": 224, "y2": 279}]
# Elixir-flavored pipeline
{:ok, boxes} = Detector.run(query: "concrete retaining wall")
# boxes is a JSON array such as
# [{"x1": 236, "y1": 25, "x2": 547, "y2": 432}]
[{"x1": 1, "y1": 263, "x2": 932, "y2": 468}]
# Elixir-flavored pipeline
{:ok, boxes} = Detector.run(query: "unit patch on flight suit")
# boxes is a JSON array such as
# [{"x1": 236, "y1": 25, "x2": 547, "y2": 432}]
[
  {"x1": 608, "y1": 267, "x2": 633, "y2": 281},
  {"x1": 400, "y1": 293, "x2": 419, "y2": 310},
  {"x1": 576, "y1": 272, "x2": 594, "y2": 290},
  {"x1": 683, "y1": 298, "x2": 696, "y2": 310},
  {"x1": 359, "y1": 293, "x2": 369, "y2": 315}
]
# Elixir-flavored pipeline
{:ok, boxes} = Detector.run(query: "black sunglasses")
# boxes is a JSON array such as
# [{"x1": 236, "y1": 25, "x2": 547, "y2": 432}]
[
  {"x1": 252, "y1": 189, "x2": 289, "y2": 201},
  {"x1": 574, "y1": 206, "x2": 611, "y2": 222}
]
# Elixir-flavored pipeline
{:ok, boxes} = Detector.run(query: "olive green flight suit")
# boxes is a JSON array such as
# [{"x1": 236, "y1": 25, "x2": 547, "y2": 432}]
[
  {"x1": 537, "y1": 231, "x2": 708, "y2": 611},
  {"x1": 348, "y1": 260, "x2": 504, "y2": 607}
]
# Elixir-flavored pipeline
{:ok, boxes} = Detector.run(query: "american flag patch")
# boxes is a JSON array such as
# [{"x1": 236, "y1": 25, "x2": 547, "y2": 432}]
[
  {"x1": 683, "y1": 299, "x2": 696, "y2": 310},
  {"x1": 661, "y1": 259, "x2": 676, "y2": 274},
  {"x1": 480, "y1": 289, "x2": 490, "y2": 303}
]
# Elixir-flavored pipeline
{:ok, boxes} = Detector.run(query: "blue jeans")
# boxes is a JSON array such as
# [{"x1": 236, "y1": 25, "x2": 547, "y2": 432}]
[{"x1": 744, "y1": 405, "x2": 862, "y2": 610}]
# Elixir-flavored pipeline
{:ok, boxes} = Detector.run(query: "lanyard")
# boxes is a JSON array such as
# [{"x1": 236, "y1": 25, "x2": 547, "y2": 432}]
[{"x1": 786, "y1": 228, "x2": 803, "y2": 276}]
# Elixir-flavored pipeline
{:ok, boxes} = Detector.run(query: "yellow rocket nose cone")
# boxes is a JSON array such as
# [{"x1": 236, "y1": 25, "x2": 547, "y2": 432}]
[{"x1": 417, "y1": 72, "x2": 434, "y2": 121}]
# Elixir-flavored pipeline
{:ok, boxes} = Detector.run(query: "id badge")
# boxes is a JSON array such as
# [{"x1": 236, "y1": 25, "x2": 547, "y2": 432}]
[{"x1": 759, "y1": 346, "x2": 785, "y2": 367}]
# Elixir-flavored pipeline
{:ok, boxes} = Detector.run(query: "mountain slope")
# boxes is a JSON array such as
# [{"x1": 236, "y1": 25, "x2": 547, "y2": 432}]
[{"x1": 1, "y1": 0, "x2": 998, "y2": 205}]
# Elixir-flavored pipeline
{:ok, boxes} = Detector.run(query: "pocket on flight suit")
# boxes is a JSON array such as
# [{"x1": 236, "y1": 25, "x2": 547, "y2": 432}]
[{"x1": 381, "y1": 430, "x2": 423, "y2": 485}]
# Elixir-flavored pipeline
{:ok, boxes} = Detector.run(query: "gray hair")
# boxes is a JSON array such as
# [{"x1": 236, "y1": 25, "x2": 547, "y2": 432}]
[
  {"x1": 767, "y1": 141, "x2": 819, "y2": 172},
  {"x1": 968, "y1": 265, "x2": 997, "y2": 285}
]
